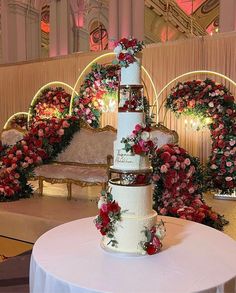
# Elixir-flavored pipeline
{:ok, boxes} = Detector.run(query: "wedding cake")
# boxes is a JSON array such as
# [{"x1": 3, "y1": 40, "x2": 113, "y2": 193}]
[{"x1": 95, "y1": 38, "x2": 165, "y2": 255}]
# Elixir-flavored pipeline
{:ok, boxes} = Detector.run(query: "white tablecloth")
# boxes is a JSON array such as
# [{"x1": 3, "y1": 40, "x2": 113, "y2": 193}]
[{"x1": 30, "y1": 216, "x2": 236, "y2": 293}]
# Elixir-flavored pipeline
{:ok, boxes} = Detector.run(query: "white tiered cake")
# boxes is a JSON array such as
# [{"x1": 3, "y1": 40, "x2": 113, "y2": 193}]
[{"x1": 101, "y1": 46, "x2": 158, "y2": 255}]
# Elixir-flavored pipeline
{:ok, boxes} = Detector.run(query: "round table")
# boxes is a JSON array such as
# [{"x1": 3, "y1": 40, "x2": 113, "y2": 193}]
[{"x1": 30, "y1": 216, "x2": 236, "y2": 293}]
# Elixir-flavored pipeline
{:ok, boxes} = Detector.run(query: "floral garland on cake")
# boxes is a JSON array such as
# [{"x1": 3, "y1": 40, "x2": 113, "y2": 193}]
[
  {"x1": 140, "y1": 221, "x2": 166, "y2": 255},
  {"x1": 94, "y1": 189, "x2": 123, "y2": 247},
  {"x1": 30, "y1": 87, "x2": 71, "y2": 120},
  {"x1": 0, "y1": 117, "x2": 80, "y2": 201},
  {"x1": 121, "y1": 123, "x2": 157, "y2": 156},
  {"x1": 165, "y1": 78, "x2": 236, "y2": 194},
  {"x1": 72, "y1": 63, "x2": 119, "y2": 128},
  {"x1": 152, "y1": 144, "x2": 228, "y2": 230},
  {"x1": 113, "y1": 37, "x2": 145, "y2": 67}
]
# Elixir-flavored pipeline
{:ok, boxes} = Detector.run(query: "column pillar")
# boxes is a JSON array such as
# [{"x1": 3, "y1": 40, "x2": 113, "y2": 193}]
[
  {"x1": 108, "y1": 0, "x2": 118, "y2": 48},
  {"x1": 219, "y1": 0, "x2": 236, "y2": 32},
  {"x1": 49, "y1": 0, "x2": 69, "y2": 57},
  {"x1": 119, "y1": 0, "x2": 132, "y2": 38},
  {"x1": 132, "y1": 0, "x2": 144, "y2": 41},
  {"x1": 73, "y1": 27, "x2": 89, "y2": 52},
  {"x1": 1, "y1": 0, "x2": 40, "y2": 63}
]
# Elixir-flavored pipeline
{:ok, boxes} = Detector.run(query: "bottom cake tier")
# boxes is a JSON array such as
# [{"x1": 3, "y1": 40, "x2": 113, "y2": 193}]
[{"x1": 101, "y1": 210, "x2": 157, "y2": 255}]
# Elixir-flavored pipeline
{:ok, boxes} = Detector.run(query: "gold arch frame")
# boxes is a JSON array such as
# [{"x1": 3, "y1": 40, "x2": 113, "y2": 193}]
[
  {"x1": 68, "y1": 52, "x2": 158, "y2": 115},
  {"x1": 28, "y1": 81, "x2": 78, "y2": 123},
  {"x1": 151, "y1": 70, "x2": 236, "y2": 123}
]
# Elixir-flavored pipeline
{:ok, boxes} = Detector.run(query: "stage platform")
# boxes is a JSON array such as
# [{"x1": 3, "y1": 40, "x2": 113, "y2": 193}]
[{"x1": 0, "y1": 182, "x2": 99, "y2": 243}]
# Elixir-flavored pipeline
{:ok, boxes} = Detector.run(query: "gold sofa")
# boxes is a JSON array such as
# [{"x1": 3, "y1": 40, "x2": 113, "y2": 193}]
[{"x1": 33, "y1": 124, "x2": 117, "y2": 200}]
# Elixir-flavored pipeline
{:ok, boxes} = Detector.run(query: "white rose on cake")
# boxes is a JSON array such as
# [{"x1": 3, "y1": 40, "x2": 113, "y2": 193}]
[
  {"x1": 98, "y1": 196, "x2": 106, "y2": 209},
  {"x1": 114, "y1": 44, "x2": 123, "y2": 56},
  {"x1": 141, "y1": 131, "x2": 150, "y2": 141}
]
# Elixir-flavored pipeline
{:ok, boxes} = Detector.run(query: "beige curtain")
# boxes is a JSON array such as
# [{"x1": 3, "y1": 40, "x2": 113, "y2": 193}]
[{"x1": 0, "y1": 32, "x2": 236, "y2": 164}]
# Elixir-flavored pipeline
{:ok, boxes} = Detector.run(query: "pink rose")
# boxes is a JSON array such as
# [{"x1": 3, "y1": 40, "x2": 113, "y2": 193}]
[
  {"x1": 62, "y1": 120, "x2": 70, "y2": 128},
  {"x1": 100, "y1": 203, "x2": 108, "y2": 213},
  {"x1": 226, "y1": 161, "x2": 232, "y2": 167},
  {"x1": 225, "y1": 177, "x2": 232, "y2": 181},
  {"x1": 160, "y1": 165, "x2": 168, "y2": 173},
  {"x1": 38, "y1": 129, "x2": 44, "y2": 137},
  {"x1": 181, "y1": 162, "x2": 186, "y2": 169},
  {"x1": 16, "y1": 150, "x2": 22, "y2": 156},
  {"x1": 57, "y1": 128, "x2": 64, "y2": 136},
  {"x1": 171, "y1": 155, "x2": 177, "y2": 162},
  {"x1": 184, "y1": 158, "x2": 191, "y2": 166},
  {"x1": 134, "y1": 124, "x2": 142, "y2": 132}
]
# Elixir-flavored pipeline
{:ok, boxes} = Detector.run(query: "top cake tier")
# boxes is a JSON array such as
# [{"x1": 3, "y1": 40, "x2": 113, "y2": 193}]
[{"x1": 120, "y1": 58, "x2": 141, "y2": 86}]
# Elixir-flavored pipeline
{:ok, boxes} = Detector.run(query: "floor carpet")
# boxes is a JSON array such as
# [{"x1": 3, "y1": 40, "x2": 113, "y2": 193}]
[{"x1": 0, "y1": 250, "x2": 31, "y2": 293}]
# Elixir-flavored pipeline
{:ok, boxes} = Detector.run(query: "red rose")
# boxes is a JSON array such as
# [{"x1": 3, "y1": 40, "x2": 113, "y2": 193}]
[
  {"x1": 218, "y1": 140, "x2": 226, "y2": 148},
  {"x1": 133, "y1": 144, "x2": 143, "y2": 155},
  {"x1": 146, "y1": 244, "x2": 158, "y2": 255},
  {"x1": 100, "y1": 211, "x2": 110, "y2": 227},
  {"x1": 118, "y1": 52, "x2": 126, "y2": 61},
  {"x1": 224, "y1": 95, "x2": 234, "y2": 103},
  {"x1": 128, "y1": 39, "x2": 137, "y2": 47},
  {"x1": 160, "y1": 152, "x2": 171, "y2": 163}
]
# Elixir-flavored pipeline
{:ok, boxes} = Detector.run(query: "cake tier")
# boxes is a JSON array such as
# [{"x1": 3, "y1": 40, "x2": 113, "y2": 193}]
[
  {"x1": 120, "y1": 59, "x2": 141, "y2": 85},
  {"x1": 117, "y1": 112, "x2": 144, "y2": 141},
  {"x1": 113, "y1": 143, "x2": 151, "y2": 170},
  {"x1": 102, "y1": 210, "x2": 157, "y2": 254},
  {"x1": 108, "y1": 182, "x2": 153, "y2": 216}
]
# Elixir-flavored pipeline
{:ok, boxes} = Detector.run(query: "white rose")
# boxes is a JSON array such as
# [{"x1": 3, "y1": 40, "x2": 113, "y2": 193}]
[
  {"x1": 114, "y1": 44, "x2": 122, "y2": 55},
  {"x1": 208, "y1": 102, "x2": 214, "y2": 107},
  {"x1": 141, "y1": 131, "x2": 150, "y2": 141},
  {"x1": 211, "y1": 164, "x2": 218, "y2": 170},
  {"x1": 156, "y1": 225, "x2": 166, "y2": 240},
  {"x1": 230, "y1": 140, "x2": 235, "y2": 146},
  {"x1": 98, "y1": 196, "x2": 106, "y2": 209}
]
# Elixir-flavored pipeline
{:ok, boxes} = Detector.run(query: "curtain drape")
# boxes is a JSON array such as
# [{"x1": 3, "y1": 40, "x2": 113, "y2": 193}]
[{"x1": 0, "y1": 32, "x2": 236, "y2": 163}]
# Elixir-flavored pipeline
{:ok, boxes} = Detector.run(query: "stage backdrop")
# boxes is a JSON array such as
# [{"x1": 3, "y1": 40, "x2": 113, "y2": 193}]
[{"x1": 0, "y1": 32, "x2": 236, "y2": 164}]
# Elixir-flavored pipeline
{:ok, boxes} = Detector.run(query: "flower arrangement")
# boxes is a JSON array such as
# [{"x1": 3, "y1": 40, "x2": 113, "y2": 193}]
[
  {"x1": 7, "y1": 114, "x2": 28, "y2": 130},
  {"x1": 73, "y1": 63, "x2": 119, "y2": 128},
  {"x1": 94, "y1": 189, "x2": 123, "y2": 247},
  {"x1": 121, "y1": 124, "x2": 156, "y2": 156},
  {"x1": 166, "y1": 78, "x2": 236, "y2": 194},
  {"x1": 152, "y1": 144, "x2": 228, "y2": 230},
  {"x1": 119, "y1": 94, "x2": 144, "y2": 112},
  {"x1": 0, "y1": 117, "x2": 80, "y2": 201},
  {"x1": 140, "y1": 220, "x2": 166, "y2": 255},
  {"x1": 31, "y1": 87, "x2": 71, "y2": 119},
  {"x1": 113, "y1": 37, "x2": 145, "y2": 67}
]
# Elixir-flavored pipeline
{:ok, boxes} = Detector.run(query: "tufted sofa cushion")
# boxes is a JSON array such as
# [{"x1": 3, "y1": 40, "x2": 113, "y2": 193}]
[
  {"x1": 0, "y1": 129, "x2": 26, "y2": 146},
  {"x1": 56, "y1": 127, "x2": 116, "y2": 165}
]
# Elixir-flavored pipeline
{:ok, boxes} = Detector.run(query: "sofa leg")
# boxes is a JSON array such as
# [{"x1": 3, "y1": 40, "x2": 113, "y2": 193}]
[
  {"x1": 101, "y1": 182, "x2": 107, "y2": 190},
  {"x1": 39, "y1": 178, "x2": 43, "y2": 196},
  {"x1": 67, "y1": 182, "x2": 72, "y2": 200}
]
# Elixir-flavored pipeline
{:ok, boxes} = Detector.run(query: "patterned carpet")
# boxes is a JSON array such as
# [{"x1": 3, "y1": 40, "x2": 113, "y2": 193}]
[{"x1": 0, "y1": 250, "x2": 31, "y2": 293}]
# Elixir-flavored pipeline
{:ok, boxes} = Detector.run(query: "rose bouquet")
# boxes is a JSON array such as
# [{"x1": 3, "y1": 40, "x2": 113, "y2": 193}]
[
  {"x1": 152, "y1": 144, "x2": 228, "y2": 230},
  {"x1": 113, "y1": 37, "x2": 145, "y2": 67},
  {"x1": 94, "y1": 189, "x2": 123, "y2": 247},
  {"x1": 121, "y1": 124, "x2": 156, "y2": 156}
]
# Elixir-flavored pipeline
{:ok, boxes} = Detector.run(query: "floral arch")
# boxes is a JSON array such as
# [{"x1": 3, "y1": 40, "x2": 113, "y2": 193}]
[{"x1": 158, "y1": 73, "x2": 236, "y2": 194}]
